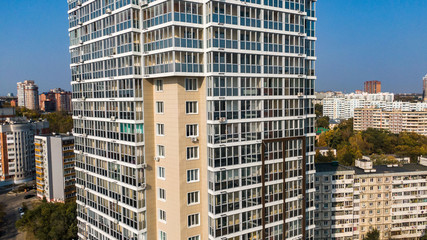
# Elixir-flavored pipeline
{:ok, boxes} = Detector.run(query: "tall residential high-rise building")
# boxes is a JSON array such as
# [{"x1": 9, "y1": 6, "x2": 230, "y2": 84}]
[
  {"x1": 364, "y1": 80, "x2": 381, "y2": 94},
  {"x1": 67, "y1": 0, "x2": 317, "y2": 239},
  {"x1": 35, "y1": 134, "x2": 76, "y2": 202},
  {"x1": 17, "y1": 80, "x2": 39, "y2": 110},
  {"x1": 39, "y1": 88, "x2": 72, "y2": 112},
  {"x1": 0, "y1": 118, "x2": 49, "y2": 184},
  {"x1": 423, "y1": 74, "x2": 427, "y2": 102}
]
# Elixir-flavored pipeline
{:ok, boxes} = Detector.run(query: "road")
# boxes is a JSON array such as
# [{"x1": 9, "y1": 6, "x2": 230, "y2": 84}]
[{"x1": 0, "y1": 189, "x2": 38, "y2": 240}]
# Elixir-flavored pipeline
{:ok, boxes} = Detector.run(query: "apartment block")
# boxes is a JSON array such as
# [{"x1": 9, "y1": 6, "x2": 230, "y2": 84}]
[
  {"x1": 35, "y1": 134, "x2": 76, "y2": 202},
  {"x1": 39, "y1": 88, "x2": 73, "y2": 112},
  {"x1": 0, "y1": 118, "x2": 49, "y2": 185},
  {"x1": 315, "y1": 161, "x2": 427, "y2": 240},
  {"x1": 364, "y1": 80, "x2": 381, "y2": 94},
  {"x1": 67, "y1": 0, "x2": 317, "y2": 239},
  {"x1": 17, "y1": 80, "x2": 39, "y2": 110},
  {"x1": 314, "y1": 163, "x2": 359, "y2": 240},
  {"x1": 354, "y1": 108, "x2": 427, "y2": 136}
]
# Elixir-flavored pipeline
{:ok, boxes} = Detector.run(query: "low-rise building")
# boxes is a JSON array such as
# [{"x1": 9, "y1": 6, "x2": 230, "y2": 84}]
[
  {"x1": 315, "y1": 162, "x2": 427, "y2": 240},
  {"x1": 354, "y1": 108, "x2": 427, "y2": 136},
  {"x1": 35, "y1": 133, "x2": 75, "y2": 202}
]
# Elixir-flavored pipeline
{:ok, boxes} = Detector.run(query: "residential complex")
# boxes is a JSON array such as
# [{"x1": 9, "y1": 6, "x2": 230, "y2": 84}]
[
  {"x1": 17, "y1": 80, "x2": 39, "y2": 110},
  {"x1": 322, "y1": 92, "x2": 427, "y2": 120},
  {"x1": 315, "y1": 161, "x2": 427, "y2": 240},
  {"x1": 67, "y1": 0, "x2": 317, "y2": 240},
  {"x1": 39, "y1": 88, "x2": 73, "y2": 112},
  {"x1": 364, "y1": 80, "x2": 381, "y2": 94},
  {"x1": 0, "y1": 118, "x2": 49, "y2": 185},
  {"x1": 35, "y1": 134, "x2": 76, "y2": 202},
  {"x1": 354, "y1": 108, "x2": 427, "y2": 136}
]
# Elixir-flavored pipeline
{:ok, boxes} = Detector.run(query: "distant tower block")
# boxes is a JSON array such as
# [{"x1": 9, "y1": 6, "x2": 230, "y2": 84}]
[
  {"x1": 364, "y1": 80, "x2": 381, "y2": 94},
  {"x1": 423, "y1": 75, "x2": 427, "y2": 102}
]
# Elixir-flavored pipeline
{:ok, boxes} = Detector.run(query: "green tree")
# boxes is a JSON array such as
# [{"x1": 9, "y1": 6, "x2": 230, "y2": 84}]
[
  {"x1": 316, "y1": 116, "x2": 330, "y2": 129},
  {"x1": 16, "y1": 201, "x2": 77, "y2": 240},
  {"x1": 315, "y1": 104, "x2": 323, "y2": 117},
  {"x1": 45, "y1": 112, "x2": 73, "y2": 133},
  {"x1": 363, "y1": 229, "x2": 379, "y2": 240}
]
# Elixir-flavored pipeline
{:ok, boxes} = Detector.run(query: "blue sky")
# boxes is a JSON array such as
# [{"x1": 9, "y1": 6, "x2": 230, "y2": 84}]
[{"x1": 0, "y1": 0, "x2": 426, "y2": 95}]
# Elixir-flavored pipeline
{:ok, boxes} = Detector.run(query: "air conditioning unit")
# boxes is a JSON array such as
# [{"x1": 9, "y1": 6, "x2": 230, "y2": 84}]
[
  {"x1": 78, "y1": 114, "x2": 82, "y2": 118},
  {"x1": 82, "y1": 96, "x2": 86, "y2": 101},
  {"x1": 75, "y1": 77, "x2": 81, "y2": 82},
  {"x1": 191, "y1": 137, "x2": 198, "y2": 143},
  {"x1": 79, "y1": 40, "x2": 84, "y2": 45},
  {"x1": 78, "y1": 21, "x2": 83, "y2": 25},
  {"x1": 106, "y1": 8, "x2": 112, "y2": 14},
  {"x1": 80, "y1": 59, "x2": 84, "y2": 64},
  {"x1": 82, "y1": 133, "x2": 87, "y2": 138},
  {"x1": 297, "y1": 92, "x2": 304, "y2": 97},
  {"x1": 154, "y1": 156, "x2": 160, "y2": 162},
  {"x1": 141, "y1": 163, "x2": 147, "y2": 168},
  {"x1": 110, "y1": 116, "x2": 116, "y2": 121},
  {"x1": 77, "y1": 0, "x2": 82, "y2": 6},
  {"x1": 140, "y1": 183, "x2": 146, "y2": 189},
  {"x1": 140, "y1": 0, "x2": 148, "y2": 6},
  {"x1": 219, "y1": 117, "x2": 226, "y2": 123}
]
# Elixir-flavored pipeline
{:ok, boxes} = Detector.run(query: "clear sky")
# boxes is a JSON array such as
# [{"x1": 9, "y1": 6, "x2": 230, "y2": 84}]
[{"x1": 0, "y1": 0, "x2": 426, "y2": 95}]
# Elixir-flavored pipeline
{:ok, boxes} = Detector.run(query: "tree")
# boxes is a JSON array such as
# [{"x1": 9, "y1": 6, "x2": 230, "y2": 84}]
[
  {"x1": 315, "y1": 104, "x2": 323, "y2": 117},
  {"x1": 16, "y1": 201, "x2": 77, "y2": 240},
  {"x1": 44, "y1": 112, "x2": 73, "y2": 133},
  {"x1": 316, "y1": 116, "x2": 330, "y2": 129},
  {"x1": 363, "y1": 229, "x2": 379, "y2": 240}
]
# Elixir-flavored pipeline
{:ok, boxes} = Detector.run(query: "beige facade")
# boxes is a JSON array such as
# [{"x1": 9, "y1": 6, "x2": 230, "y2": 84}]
[
  {"x1": 144, "y1": 77, "x2": 208, "y2": 240},
  {"x1": 354, "y1": 108, "x2": 427, "y2": 136},
  {"x1": 17, "y1": 80, "x2": 39, "y2": 110}
]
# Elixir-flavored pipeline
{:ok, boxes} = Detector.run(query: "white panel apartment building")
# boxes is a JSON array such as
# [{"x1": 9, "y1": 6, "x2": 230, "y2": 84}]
[
  {"x1": 0, "y1": 118, "x2": 49, "y2": 185},
  {"x1": 67, "y1": 0, "x2": 317, "y2": 239},
  {"x1": 315, "y1": 162, "x2": 427, "y2": 240}
]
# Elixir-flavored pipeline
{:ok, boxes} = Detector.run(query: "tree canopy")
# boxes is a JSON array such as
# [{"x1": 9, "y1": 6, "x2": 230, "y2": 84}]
[
  {"x1": 316, "y1": 119, "x2": 427, "y2": 165},
  {"x1": 363, "y1": 229, "x2": 380, "y2": 240},
  {"x1": 15, "y1": 107, "x2": 73, "y2": 133},
  {"x1": 16, "y1": 201, "x2": 77, "y2": 240}
]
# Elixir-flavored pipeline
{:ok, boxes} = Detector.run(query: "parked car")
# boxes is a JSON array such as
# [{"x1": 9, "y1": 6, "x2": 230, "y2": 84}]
[{"x1": 23, "y1": 194, "x2": 35, "y2": 199}]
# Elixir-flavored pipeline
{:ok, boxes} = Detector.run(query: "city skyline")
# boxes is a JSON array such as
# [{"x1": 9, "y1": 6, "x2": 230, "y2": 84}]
[{"x1": 1, "y1": 0, "x2": 426, "y2": 95}]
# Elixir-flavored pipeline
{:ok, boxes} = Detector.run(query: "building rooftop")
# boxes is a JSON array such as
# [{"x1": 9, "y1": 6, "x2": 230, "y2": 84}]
[
  {"x1": 316, "y1": 162, "x2": 427, "y2": 175},
  {"x1": 315, "y1": 162, "x2": 355, "y2": 173}
]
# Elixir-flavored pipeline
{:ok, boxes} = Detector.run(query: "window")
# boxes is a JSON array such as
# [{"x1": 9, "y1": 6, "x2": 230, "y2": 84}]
[
  {"x1": 159, "y1": 231, "x2": 167, "y2": 240},
  {"x1": 156, "y1": 101, "x2": 164, "y2": 113},
  {"x1": 186, "y1": 101, "x2": 198, "y2": 114},
  {"x1": 187, "y1": 191, "x2": 200, "y2": 205},
  {"x1": 159, "y1": 188, "x2": 166, "y2": 200},
  {"x1": 187, "y1": 169, "x2": 199, "y2": 183},
  {"x1": 157, "y1": 123, "x2": 165, "y2": 136},
  {"x1": 158, "y1": 167, "x2": 165, "y2": 179},
  {"x1": 186, "y1": 147, "x2": 199, "y2": 160},
  {"x1": 185, "y1": 78, "x2": 198, "y2": 91},
  {"x1": 187, "y1": 213, "x2": 200, "y2": 227},
  {"x1": 188, "y1": 236, "x2": 200, "y2": 240},
  {"x1": 159, "y1": 209, "x2": 166, "y2": 222},
  {"x1": 157, "y1": 145, "x2": 165, "y2": 157},
  {"x1": 156, "y1": 80, "x2": 163, "y2": 92},
  {"x1": 186, "y1": 124, "x2": 198, "y2": 137}
]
